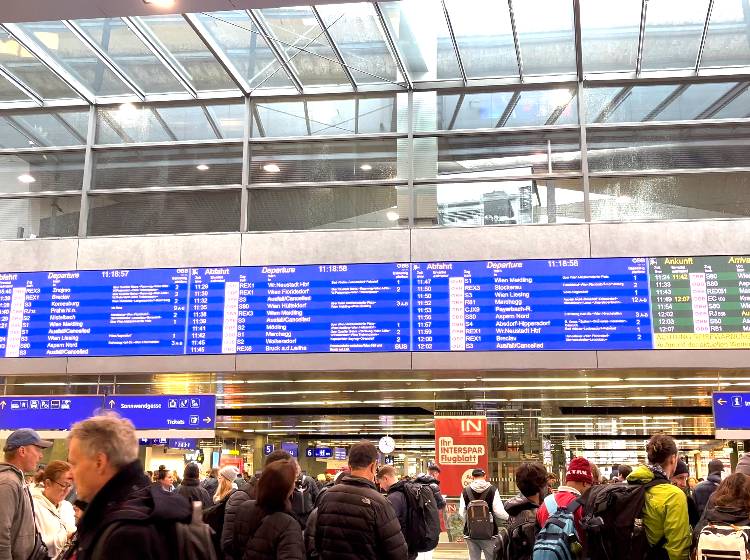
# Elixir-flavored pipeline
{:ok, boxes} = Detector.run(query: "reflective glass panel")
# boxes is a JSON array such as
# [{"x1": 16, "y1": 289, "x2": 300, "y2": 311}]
[
  {"x1": 315, "y1": 3, "x2": 401, "y2": 84},
  {"x1": 649, "y1": 82, "x2": 737, "y2": 121},
  {"x1": 0, "y1": 151, "x2": 85, "y2": 192},
  {"x1": 0, "y1": 119, "x2": 35, "y2": 148},
  {"x1": 589, "y1": 85, "x2": 679, "y2": 124},
  {"x1": 137, "y1": 15, "x2": 239, "y2": 92},
  {"x1": 97, "y1": 104, "x2": 171, "y2": 144},
  {"x1": 248, "y1": 185, "x2": 408, "y2": 230},
  {"x1": 379, "y1": 0, "x2": 461, "y2": 81},
  {"x1": 15, "y1": 21, "x2": 133, "y2": 96},
  {"x1": 0, "y1": 74, "x2": 33, "y2": 102},
  {"x1": 205, "y1": 102, "x2": 246, "y2": 139},
  {"x1": 0, "y1": 196, "x2": 80, "y2": 239},
  {"x1": 11, "y1": 109, "x2": 89, "y2": 147},
  {"x1": 713, "y1": 87, "x2": 750, "y2": 119},
  {"x1": 701, "y1": 0, "x2": 750, "y2": 67},
  {"x1": 587, "y1": 126, "x2": 750, "y2": 172},
  {"x1": 153, "y1": 106, "x2": 217, "y2": 141},
  {"x1": 258, "y1": 7, "x2": 352, "y2": 86},
  {"x1": 415, "y1": 178, "x2": 584, "y2": 227},
  {"x1": 195, "y1": 11, "x2": 293, "y2": 90},
  {"x1": 590, "y1": 173, "x2": 750, "y2": 221},
  {"x1": 443, "y1": 0, "x2": 517, "y2": 78},
  {"x1": 88, "y1": 190, "x2": 240, "y2": 236},
  {"x1": 513, "y1": 0, "x2": 576, "y2": 75},
  {"x1": 503, "y1": 88, "x2": 578, "y2": 127},
  {"x1": 416, "y1": 130, "x2": 581, "y2": 180},
  {"x1": 436, "y1": 92, "x2": 515, "y2": 130},
  {"x1": 0, "y1": 29, "x2": 81, "y2": 100},
  {"x1": 92, "y1": 144, "x2": 243, "y2": 189},
  {"x1": 580, "y1": 0, "x2": 641, "y2": 72},
  {"x1": 249, "y1": 138, "x2": 400, "y2": 183},
  {"x1": 641, "y1": 0, "x2": 710, "y2": 70},
  {"x1": 72, "y1": 18, "x2": 186, "y2": 94}
]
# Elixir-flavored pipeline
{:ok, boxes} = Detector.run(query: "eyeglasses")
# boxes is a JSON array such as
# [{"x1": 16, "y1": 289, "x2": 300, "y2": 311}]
[{"x1": 51, "y1": 479, "x2": 73, "y2": 491}]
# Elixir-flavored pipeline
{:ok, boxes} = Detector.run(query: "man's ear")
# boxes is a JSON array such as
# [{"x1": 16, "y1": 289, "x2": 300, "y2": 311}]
[{"x1": 94, "y1": 452, "x2": 109, "y2": 473}]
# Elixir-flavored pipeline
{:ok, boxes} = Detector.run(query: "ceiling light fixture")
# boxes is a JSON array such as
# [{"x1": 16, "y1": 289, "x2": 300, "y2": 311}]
[
  {"x1": 143, "y1": 0, "x2": 176, "y2": 7},
  {"x1": 386, "y1": 211, "x2": 400, "y2": 222},
  {"x1": 196, "y1": 164, "x2": 210, "y2": 171},
  {"x1": 263, "y1": 163, "x2": 281, "y2": 173},
  {"x1": 360, "y1": 164, "x2": 372, "y2": 171},
  {"x1": 17, "y1": 174, "x2": 35, "y2": 184}
]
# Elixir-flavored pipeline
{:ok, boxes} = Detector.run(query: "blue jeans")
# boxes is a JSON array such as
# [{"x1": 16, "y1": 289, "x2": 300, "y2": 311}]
[{"x1": 466, "y1": 537, "x2": 496, "y2": 560}]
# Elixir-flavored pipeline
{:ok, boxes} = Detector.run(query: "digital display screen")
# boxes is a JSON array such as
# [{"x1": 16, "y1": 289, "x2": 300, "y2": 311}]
[{"x1": 1, "y1": 256, "x2": 748, "y2": 358}]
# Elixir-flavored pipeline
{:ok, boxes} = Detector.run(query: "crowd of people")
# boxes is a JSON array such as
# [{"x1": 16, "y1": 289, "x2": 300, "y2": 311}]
[{"x1": 2, "y1": 418, "x2": 750, "y2": 560}]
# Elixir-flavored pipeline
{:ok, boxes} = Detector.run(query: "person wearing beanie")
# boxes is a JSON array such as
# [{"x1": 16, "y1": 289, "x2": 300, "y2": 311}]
[
  {"x1": 694, "y1": 458, "x2": 724, "y2": 516},
  {"x1": 670, "y1": 460, "x2": 699, "y2": 527},
  {"x1": 176, "y1": 462, "x2": 213, "y2": 510},
  {"x1": 736, "y1": 453, "x2": 750, "y2": 476},
  {"x1": 537, "y1": 457, "x2": 593, "y2": 543}
]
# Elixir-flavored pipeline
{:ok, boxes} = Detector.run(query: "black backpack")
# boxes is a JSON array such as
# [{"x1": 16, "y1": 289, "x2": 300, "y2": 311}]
[
  {"x1": 464, "y1": 486, "x2": 497, "y2": 540},
  {"x1": 290, "y1": 475, "x2": 317, "y2": 525},
  {"x1": 495, "y1": 508, "x2": 538, "y2": 560},
  {"x1": 581, "y1": 478, "x2": 671, "y2": 560},
  {"x1": 202, "y1": 490, "x2": 234, "y2": 555},
  {"x1": 396, "y1": 482, "x2": 441, "y2": 553}
]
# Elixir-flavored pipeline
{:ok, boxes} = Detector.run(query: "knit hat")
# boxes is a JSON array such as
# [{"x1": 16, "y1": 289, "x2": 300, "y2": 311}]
[
  {"x1": 708, "y1": 459, "x2": 724, "y2": 474},
  {"x1": 736, "y1": 453, "x2": 750, "y2": 476},
  {"x1": 673, "y1": 460, "x2": 689, "y2": 477},
  {"x1": 566, "y1": 457, "x2": 593, "y2": 485},
  {"x1": 219, "y1": 465, "x2": 238, "y2": 482}
]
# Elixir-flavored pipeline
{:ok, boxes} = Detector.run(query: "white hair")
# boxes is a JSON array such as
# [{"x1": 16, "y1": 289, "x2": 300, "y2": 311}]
[{"x1": 69, "y1": 414, "x2": 138, "y2": 468}]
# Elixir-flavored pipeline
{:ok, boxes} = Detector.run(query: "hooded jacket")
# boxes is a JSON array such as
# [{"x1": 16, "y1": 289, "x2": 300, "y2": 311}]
[
  {"x1": 414, "y1": 475, "x2": 446, "y2": 510},
  {"x1": 459, "y1": 478, "x2": 509, "y2": 537},
  {"x1": 60, "y1": 460, "x2": 192, "y2": 560},
  {"x1": 305, "y1": 475, "x2": 408, "y2": 560},
  {"x1": 504, "y1": 496, "x2": 540, "y2": 560},
  {"x1": 626, "y1": 465, "x2": 692, "y2": 560},
  {"x1": 31, "y1": 486, "x2": 76, "y2": 558},
  {"x1": 693, "y1": 472, "x2": 722, "y2": 516},
  {"x1": 693, "y1": 504, "x2": 750, "y2": 549},
  {"x1": 176, "y1": 477, "x2": 213, "y2": 510},
  {"x1": 0, "y1": 462, "x2": 35, "y2": 560}
]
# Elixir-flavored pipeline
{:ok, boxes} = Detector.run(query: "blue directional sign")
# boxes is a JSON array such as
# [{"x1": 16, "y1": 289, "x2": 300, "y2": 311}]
[
  {"x1": 315, "y1": 447, "x2": 333, "y2": 459},
  {"x1": 305, "y1": 447, "x2": 315, "y2": 458},
  {"x1": 263, "y1": 444, "x2": 274, "y2": 455},
  {"x1": 0, "y1": 395, "x2": 103, "y2": 431},
  {"x1": 106, "y1": 394, "x2": 215, "y2": 431},
  {"x1": 713, "y1": 392, "x2": 750, "y2": 437},
  {"x1": 168, "y1": 438, "x2": 198, "y2": 450},
  {"x1": 334, "y1": 447, "x2": 347, "y2": 460},
  {"x1": 282, "y1": 441, "x2": 299, "y2": 458}
]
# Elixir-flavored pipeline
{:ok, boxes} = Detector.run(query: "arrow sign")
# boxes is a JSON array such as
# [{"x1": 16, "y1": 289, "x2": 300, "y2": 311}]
[
  {"x1": 0, "y1": 401, "x2": 5, "y2": 410},
  {"x1": 109, "y1": 400, "x2": 115, "y2": 408},
  {"x1": 203, "y1": 417, "x2": 211, "y2": 424},
  {"x1": 107, "y1": 395, "x2": 216, "y2": 431},
  {"x1": 717, "y1": 398, "x2": 727, "y2": 406}
]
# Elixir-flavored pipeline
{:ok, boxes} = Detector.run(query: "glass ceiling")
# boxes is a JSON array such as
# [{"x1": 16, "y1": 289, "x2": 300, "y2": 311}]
[{"x1": 0, "y1": 0, "x2": 746, "y2": 106}]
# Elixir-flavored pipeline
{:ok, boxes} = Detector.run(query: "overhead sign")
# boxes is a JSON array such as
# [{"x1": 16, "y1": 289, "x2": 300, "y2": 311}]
[
  {"x1": 334, "y1": 447, "x2": 347, "y2": 461},
  {"x1": 0, "y1": 395, "x2": 103, "y2": 432},
  {"x1": 713, "y1": 392, "x2": 750, "y2": 438},
  {"x1": 263, "y1": 444, "x2": 274, "y2": 455},
  {"x1": 168, "y1": 438, "x2": 198, "y2": 450},
  {"x1": 305, "y1": 447, "x2": 315, "y2": 458},
  {"x1": 282, "y1": 441, "x2": 299, "y2": 458},
  {"x1": 434, "y1": 415, "x2": 489, "y2": 497},
  {"x1": 315, "y1": 447, "x2": 333, "y2": 459},
  {"x1": 106, "y1": 394, "x2": 215, "y2": 436}
]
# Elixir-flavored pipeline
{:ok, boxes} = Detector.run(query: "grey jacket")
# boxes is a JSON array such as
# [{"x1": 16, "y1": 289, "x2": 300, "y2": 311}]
[{"x1": 0, "y1": 463, "x2": 35, "y2": 560}]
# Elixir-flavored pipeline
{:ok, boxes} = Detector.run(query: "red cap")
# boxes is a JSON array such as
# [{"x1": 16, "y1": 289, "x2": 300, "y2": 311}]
[{"x1": 566, "y1": 457, "x2": 593, "y2": 485}]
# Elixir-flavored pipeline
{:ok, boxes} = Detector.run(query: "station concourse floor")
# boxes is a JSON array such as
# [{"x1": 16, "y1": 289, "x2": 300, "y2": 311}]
[{"x1": 433, "y1": 543, "x2": 472, "y2": 559}]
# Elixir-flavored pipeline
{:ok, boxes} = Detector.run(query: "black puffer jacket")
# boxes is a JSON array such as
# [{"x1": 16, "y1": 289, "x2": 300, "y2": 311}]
[
  {"x1": 224, "y1": 485, "x2": 254, "y2": 560},
  {"x1": 306, "y1": 475, "x2": 407, "y2": 560},
  {"x1": 60, "y1": 460, "x2": 191, "y2": 560},
  {"x1": 414, "y1": 475, "x2": 446, "y2": 510},
  {"x1": 503, "y1": 495, "x2": 540, "y2": 560},
  {"x1": 177, "y1": 477, "x2": 214, "y2": 510},
  {"x1": 234, "y1": 501, "x2": 304, "y2": 560}
]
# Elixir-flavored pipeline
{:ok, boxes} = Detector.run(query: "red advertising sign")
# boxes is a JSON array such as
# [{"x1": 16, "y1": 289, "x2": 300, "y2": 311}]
[{"x1": 434, "y1": 416, "x2": 489, "y2": 497}]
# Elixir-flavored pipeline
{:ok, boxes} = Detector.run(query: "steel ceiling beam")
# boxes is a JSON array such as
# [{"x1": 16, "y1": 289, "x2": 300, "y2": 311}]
[
  {"x1": 441, "y1": 0, "x2": 467, "y2": 86},
  {"x1": 5, "y1": 115, "x2": 47, "y2": 147},
  {"x1": 697, "y1": 81, "x2": 750, "y2": 119},
  {"x1": 508, "y1": 0, "x2": 525, "y2": 82},
  {"x1": 183, "y1": 13, "x2": 251, "y2": 96},
  {"x1": 63, "y1": 20, "x2": 146, "y2": 102},
  {"x1": 310, "y1": 6, "x2": 357, "y2": 91},
  {"x1": 2, "y1": 23, "x2": 96, "y2": 104},
  {"x1": 447, "y1": 93, "x2": 465, "y2": 130},
  {"x1": 496, "y1": 91, "x2": 521, "y2": 127},
  {"x1": 149, "y1": 108, "x2": 178, "y2": 141},
  {"x1": 572, "y1": 0, "x2": 584, "y2": 82},
  {"x1": 52, "y1": 113, "x2": 87, "y2": 144},
  {"x1": 635, "y1": 0, "x2": 648, "y2": 76},
  {"x1": 246, "y1": 10, "x2": 303, "y2": 94},
  {"x1": 123, "y1": 17, "x2": 198, "y2": 99},
  {"x1": 546, "y1": 90, "x2": 577, "y2": 125},
  {"x1": 372, "y1": 2, "x2": 412, "y2": 90},
  {"x1": 594, "y1": 86, "x2": 634, "y2": 123},
  {"x1": 695, "y1": 0, "x2": 714, "y2": 73},
  {"x1": 642, "y1": 83, "x2": 690, "y2": 121},
  {"x1": 201, "y1": 105, "x2": 224, "y2": 140},
  {"x1": 0, "y1": 64, "x2": 43, "y2": 105}
]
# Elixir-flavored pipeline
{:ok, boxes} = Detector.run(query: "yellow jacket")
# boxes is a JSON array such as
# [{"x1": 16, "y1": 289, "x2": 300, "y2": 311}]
[{"x1": 627, "y1": 465, "x2": 691, "y2": 560}]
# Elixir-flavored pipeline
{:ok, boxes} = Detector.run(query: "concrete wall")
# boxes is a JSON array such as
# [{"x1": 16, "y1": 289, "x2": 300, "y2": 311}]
[{"x1": 1, "y1": 218, "x2": 749, "y2": 375}]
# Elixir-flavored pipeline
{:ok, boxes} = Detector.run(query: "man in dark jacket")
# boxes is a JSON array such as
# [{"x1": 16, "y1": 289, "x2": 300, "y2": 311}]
[
  {"x1": 60, "y1": 414, "x2": 192, "y2": 560},
  {"x1": 504, "y1": 462, "x2": 548, "y2": 560},
  {"x1": 306, "y1": 441, "x2": 408, "y2": 560},
  {"x1": 177, "y1": 462, "x2": 213, "y2": 510},
  {"x1": 376, "y1": 465, "x2": 416, "y2": 560},
  {"x1": 693, "y1": 459, "x2": 724, "y2": 516}
]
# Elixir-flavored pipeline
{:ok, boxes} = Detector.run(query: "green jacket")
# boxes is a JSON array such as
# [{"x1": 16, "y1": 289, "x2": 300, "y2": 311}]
[{"x1": 626, "y1": 465, "x2": 691, "y2": 560}]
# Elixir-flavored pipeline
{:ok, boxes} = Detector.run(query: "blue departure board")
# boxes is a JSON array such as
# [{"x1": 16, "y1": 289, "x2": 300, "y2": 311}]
[
  {"x1": 0, "y1": 395, "x2": 104, "y2": 430},
  {"x1": 3, "y1": 256, "x2": 746, "y2": 358},
  {"x1": 412, "y1": 258, "x2": 652, "y2": 351}
]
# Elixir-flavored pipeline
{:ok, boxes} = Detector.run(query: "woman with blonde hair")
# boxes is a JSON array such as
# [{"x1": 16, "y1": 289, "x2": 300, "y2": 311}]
[
  {"x1": 214, "y1": 465, "x2": 239, "y2": 503},
  {"x1": 31, "y1": 461, "x2": 77, "y2": 557}
]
